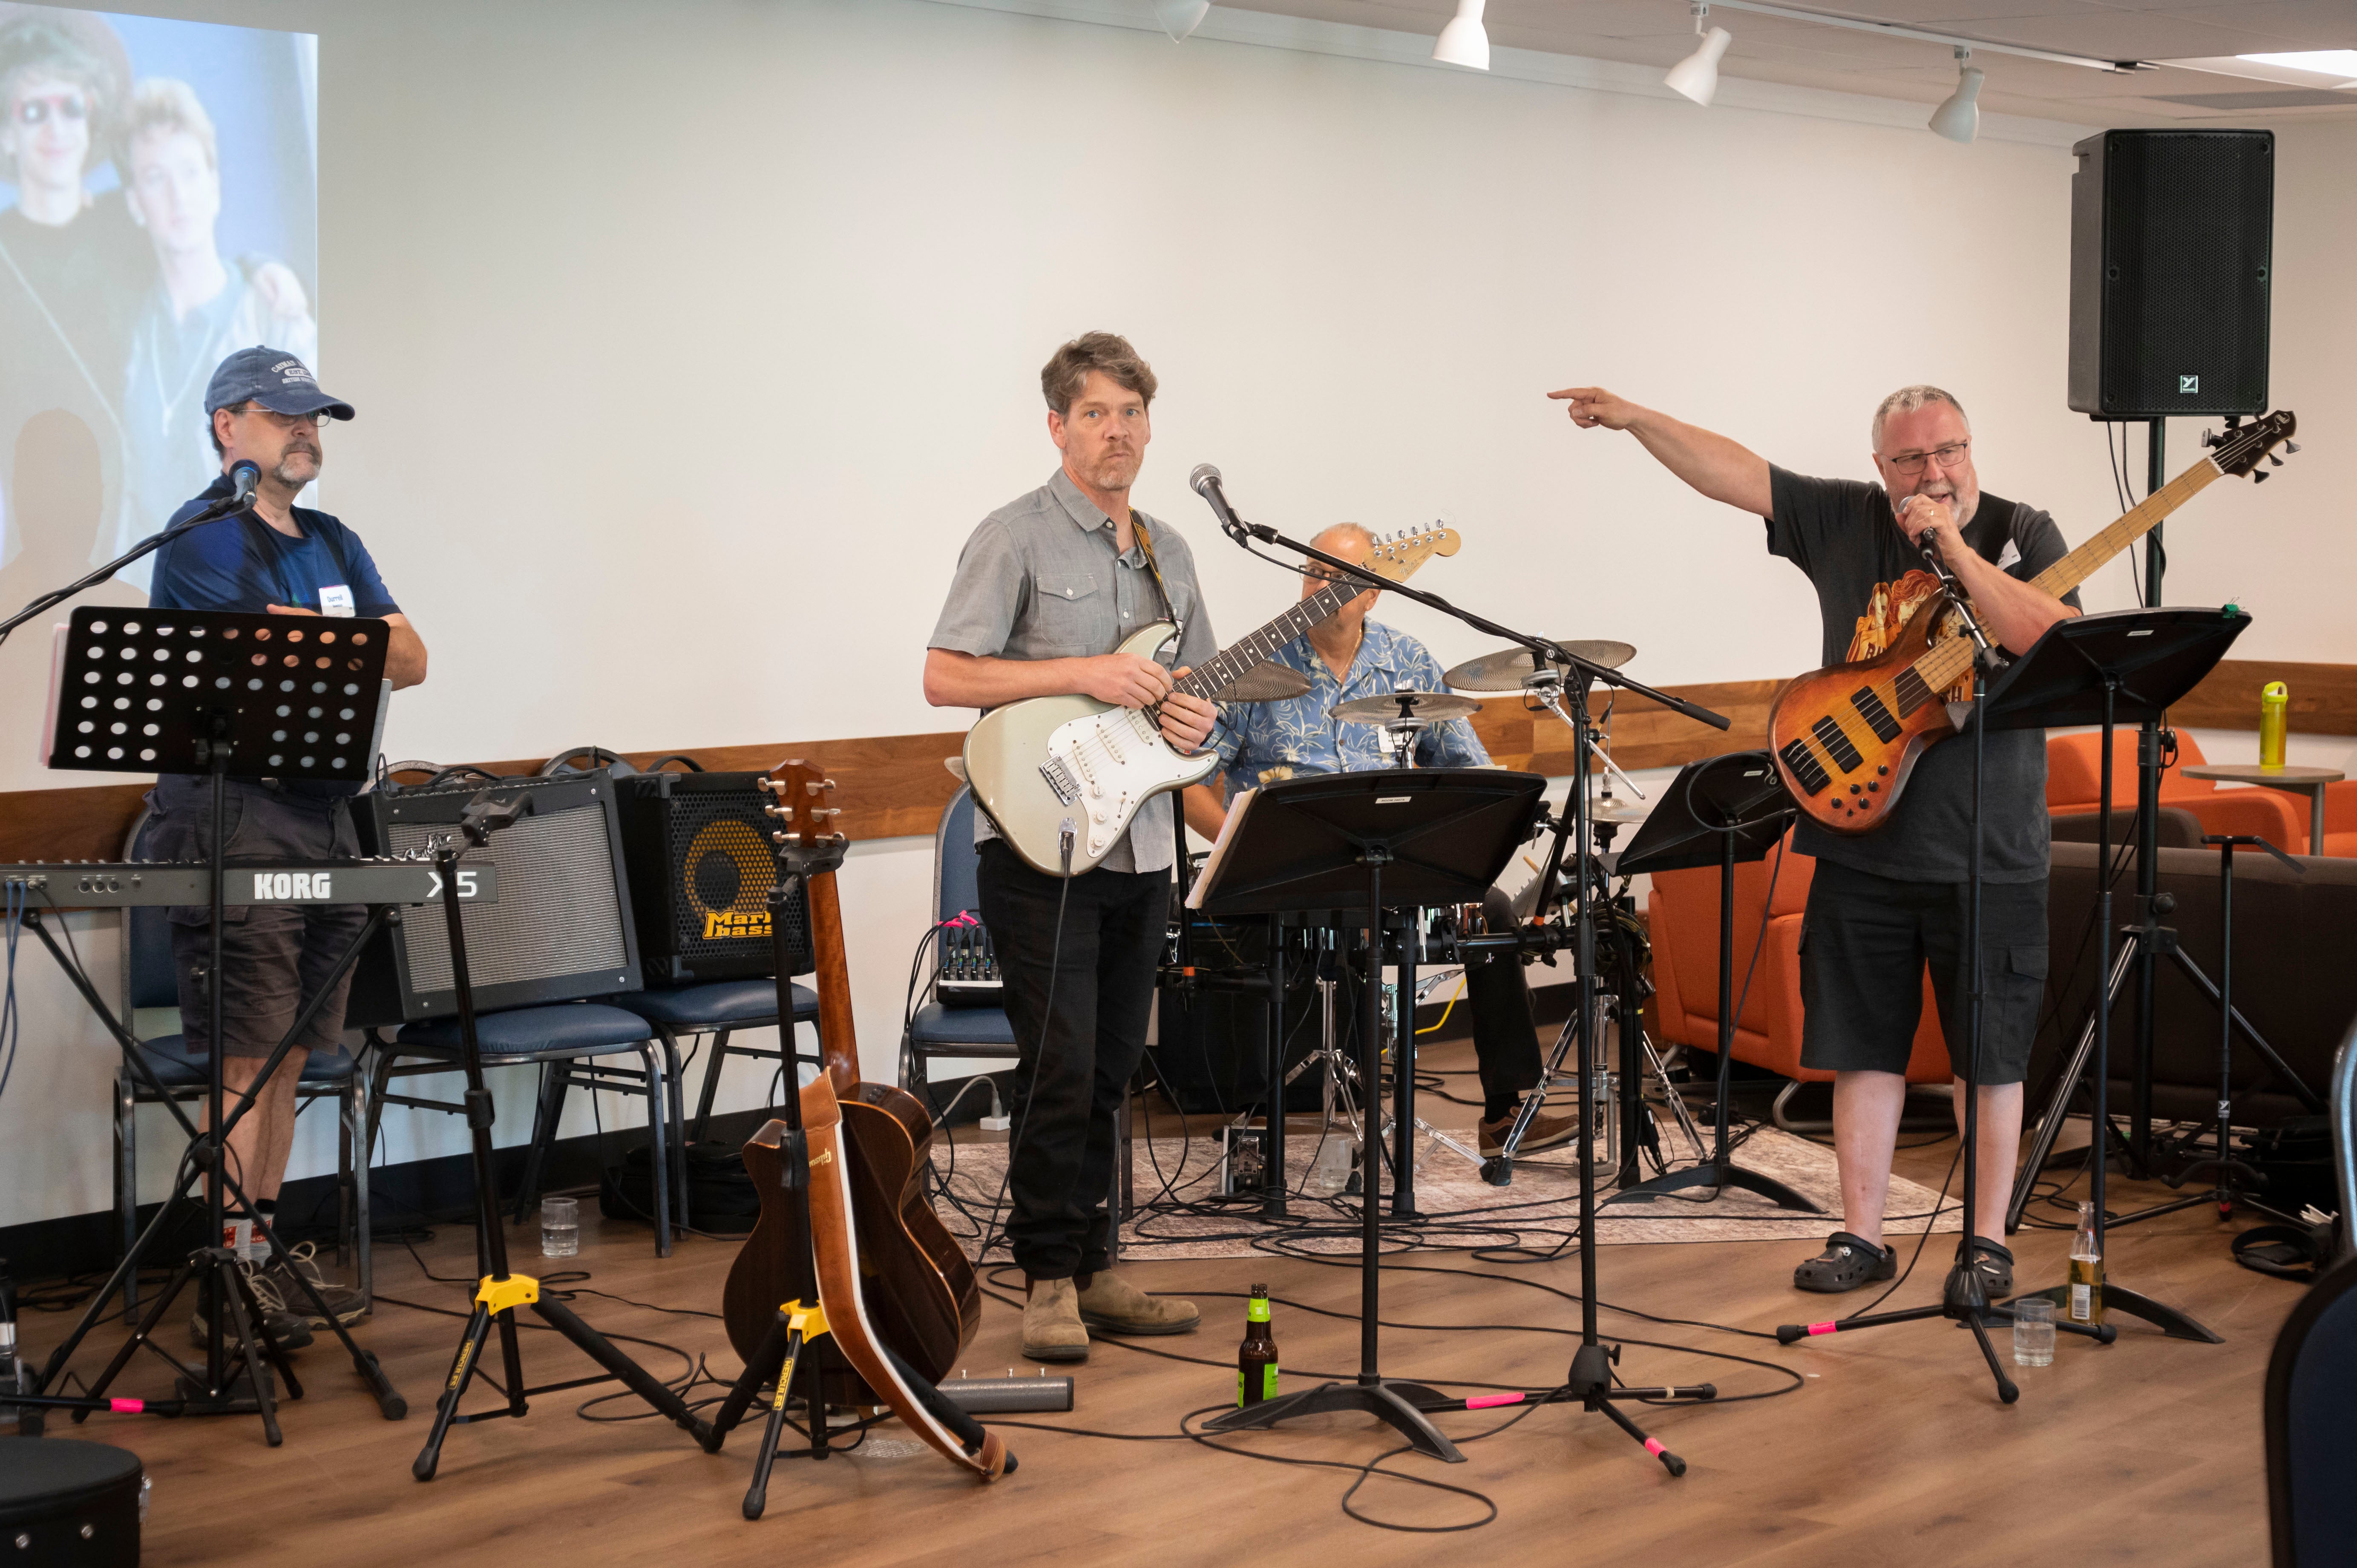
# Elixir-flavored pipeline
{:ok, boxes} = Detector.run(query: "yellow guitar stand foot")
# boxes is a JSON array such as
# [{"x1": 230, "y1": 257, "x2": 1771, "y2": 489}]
[{"x1": 706, "y1": 1300, "x2": 848, "y2": 1520}]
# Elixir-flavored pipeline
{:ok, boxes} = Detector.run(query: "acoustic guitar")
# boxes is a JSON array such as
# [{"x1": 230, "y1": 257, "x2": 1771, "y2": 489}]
[
  {"x1": 720, "y1": 760, "x2": 981, "y2": 1394},
  {"x1": 1767, "y1": 410, "x2": 2297, "y2": 835}
]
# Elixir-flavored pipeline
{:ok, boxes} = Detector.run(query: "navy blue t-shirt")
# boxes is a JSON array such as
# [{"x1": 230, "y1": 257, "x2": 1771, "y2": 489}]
[
  {"x1": 149, "y1": 474, "x2": 398, "y2": 798},
  {"x1": 150, "y1": 474, "x2": 399, "y2": 619}
]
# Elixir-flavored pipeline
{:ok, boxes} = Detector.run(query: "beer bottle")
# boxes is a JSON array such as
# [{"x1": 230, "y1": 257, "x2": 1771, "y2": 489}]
[
  {"x1": 1237, "y1": 1284, "x2": 1278, "y2": 1407},
  {"x1": 2069, "y1": 1200, "x2": 2105, "y2": 1327}
]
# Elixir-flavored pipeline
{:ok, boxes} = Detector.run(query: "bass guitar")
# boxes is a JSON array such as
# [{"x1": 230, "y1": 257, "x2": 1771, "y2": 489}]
[
  {"x1": 1767, "y1": 409, "x2": 2297, "y2": 835},
  {"x1": 721, "y1": 760, "x2": 981, "y2": 1397},
  {"x1": 965, "y1": 522, "x2": 1462, "y2": 875}
]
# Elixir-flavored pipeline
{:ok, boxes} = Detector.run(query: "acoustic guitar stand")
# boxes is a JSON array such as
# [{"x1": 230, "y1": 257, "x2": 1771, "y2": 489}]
[{"x1": 412, "y1": 800, "x2": 714, "y2": 1481}]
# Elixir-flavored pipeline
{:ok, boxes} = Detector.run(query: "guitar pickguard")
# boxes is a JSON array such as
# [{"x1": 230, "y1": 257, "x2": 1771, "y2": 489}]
[{"x1": 1045, "y1": 704, "x2": 1184, "y2": 863}]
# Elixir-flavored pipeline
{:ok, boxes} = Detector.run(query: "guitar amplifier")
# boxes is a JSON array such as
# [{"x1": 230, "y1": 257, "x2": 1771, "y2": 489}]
[
  {"x1": 614, "y1": 770, "x2": 812, "y2": 985},
  {"x1": 346, "y1": 770, "x2": 641, "y2": 1025}
]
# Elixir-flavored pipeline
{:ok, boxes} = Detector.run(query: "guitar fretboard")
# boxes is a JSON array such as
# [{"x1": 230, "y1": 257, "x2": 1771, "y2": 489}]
[
  {"x1": 1173, "y1": 580, "x2": 1358, "y2": 702},
  {"x1": 1899, "y1": 455, "x2": 2224, "y2": 708}
]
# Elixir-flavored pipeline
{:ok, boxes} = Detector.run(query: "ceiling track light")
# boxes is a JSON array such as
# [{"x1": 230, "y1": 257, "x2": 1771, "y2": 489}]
[
  {"x1": 1433, "y1": 0, "x2": 1490, "y2": 71},
  {"x1": 1929, "y1": 46, "x2": 1983, "y2": 142},
  {"x1": 1665, "y1": 3, "x2": 1733, "y2": 106},
  {"x1": 1153, "y1": 0, "x2": 1211, "y2": 41}
]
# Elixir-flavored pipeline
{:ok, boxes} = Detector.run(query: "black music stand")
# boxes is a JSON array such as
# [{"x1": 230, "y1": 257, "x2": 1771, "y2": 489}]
[
  {"x1": 30, "y1": 606, "x2": 405, "y2": 1437},
  {"x1": 1776, "y1": 607, "x2": 2238, "y2": 1393},
  {"x1": 1607, "y1": 753, "x2": 1818, "y2": 1213},
  {"x1": 1192, "y1": 769, "x2": 1536, "y2": 1460},
  {"x1": 1977, "y1": 607, "x2": 2246, "y2": 1344}
]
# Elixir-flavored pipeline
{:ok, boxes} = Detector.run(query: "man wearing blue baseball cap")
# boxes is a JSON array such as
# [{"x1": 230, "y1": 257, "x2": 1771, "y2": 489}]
[{"x1": 142, "y1": 345, "x2": 429, "y2": 1348}]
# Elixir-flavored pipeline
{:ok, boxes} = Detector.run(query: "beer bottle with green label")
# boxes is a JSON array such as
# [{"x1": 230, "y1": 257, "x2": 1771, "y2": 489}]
[{"x1": 1237, "y1": 1284, "x2": 1278, "y2": 1407}]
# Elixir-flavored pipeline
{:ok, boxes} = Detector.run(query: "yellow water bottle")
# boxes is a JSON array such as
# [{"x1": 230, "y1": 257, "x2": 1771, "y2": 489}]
[{"x1": 2260, "y1": 681, "x2": 2288, "y2": 771}]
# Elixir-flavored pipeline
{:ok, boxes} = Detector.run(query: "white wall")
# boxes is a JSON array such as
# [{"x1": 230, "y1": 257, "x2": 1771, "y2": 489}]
[{"x1": 5, "y1": 0, "x2": 2348, "y2": 1228}]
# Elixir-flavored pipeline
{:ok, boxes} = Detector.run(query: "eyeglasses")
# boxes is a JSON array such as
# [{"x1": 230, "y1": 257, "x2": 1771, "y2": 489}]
[
  {"x1": 12, "y1": 92, "x2": 87, "y2": 127},
  {"x1": 1883, "y1": 440, "x2": 1971, "y2": 477},
  {"x1": 230, "y1": 404, "x2": 326, "y2": 429}
]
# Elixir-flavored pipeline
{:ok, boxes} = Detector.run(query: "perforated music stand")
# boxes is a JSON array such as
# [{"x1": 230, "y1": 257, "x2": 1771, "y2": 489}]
[
  {"x1": 35, "y1": 605, "x2": 400, "y2": 1434},
  {"x1": 1608, "y1": 752, "x2": 1818, "y2": 1213},
  {"x1": 1196, "y1": 768, "x2": 1541, "y2": 1460}
]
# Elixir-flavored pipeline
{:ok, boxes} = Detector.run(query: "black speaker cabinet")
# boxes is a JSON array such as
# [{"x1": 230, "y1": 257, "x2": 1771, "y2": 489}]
[
  {"x1": 2068, "y1": 128, "x2": 2272, "y2": 419},
  {"x1": 347, "y1": 770, "x2": 641, "y2": 1025},
  {"x1": 1154, "y1": 914, "x2": 1326, "y2": 1116},
  {"x1": 614, "y1": 770, "x2": 812, "y2": 986}
]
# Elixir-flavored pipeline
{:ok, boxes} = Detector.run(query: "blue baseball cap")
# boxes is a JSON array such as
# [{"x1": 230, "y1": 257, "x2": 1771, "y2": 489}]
[{"x1": 203, "y1": 346, "x2": 356, "y2": 421}]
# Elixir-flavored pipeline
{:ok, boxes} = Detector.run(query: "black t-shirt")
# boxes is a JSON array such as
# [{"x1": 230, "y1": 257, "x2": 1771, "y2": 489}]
[{"x1": 1764, "y1": 466, "x2": 2080, "y2": 884}]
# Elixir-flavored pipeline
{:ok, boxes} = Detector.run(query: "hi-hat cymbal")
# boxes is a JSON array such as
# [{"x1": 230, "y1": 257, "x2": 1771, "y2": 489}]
[
  {"x1": 1444, "y1": 639, "x2": 1638, "y2": 692},
  {"x1": 1220, "y1": 665, "x2": 1313, "y2": 702},
  {"x1": 1585, "y1": 795, "x2": 1654, "y2": 825},
  {"x1": 1331, "y1": 690, "x2": 1481, "y2": 724}
]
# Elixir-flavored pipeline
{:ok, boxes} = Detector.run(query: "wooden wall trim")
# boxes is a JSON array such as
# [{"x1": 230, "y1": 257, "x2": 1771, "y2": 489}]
[{"x1": 4, "y1": 657, "x2": 2345, "y2": 865}]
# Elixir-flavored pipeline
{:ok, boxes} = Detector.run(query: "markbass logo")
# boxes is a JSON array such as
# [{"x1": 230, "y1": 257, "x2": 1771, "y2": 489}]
[{"x1": 702, "y1": 909, "x2": 771, "y2": 941}]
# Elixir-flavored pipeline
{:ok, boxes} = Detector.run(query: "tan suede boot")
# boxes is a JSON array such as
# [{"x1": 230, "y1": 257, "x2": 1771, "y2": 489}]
[
  {"x1": 1076, "y1": 1271, "x2": 1200, "y2": 1336},
  {"x1": 1022, "y1": 1276, "x2": 1090, "y2": 1362}
]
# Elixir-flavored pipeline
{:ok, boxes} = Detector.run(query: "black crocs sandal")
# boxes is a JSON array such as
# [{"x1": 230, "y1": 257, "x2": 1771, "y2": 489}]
[
  {"x1": 1960, "y1": 1237, "x2": 2015, "y2": 1296},
  {"x1": 1794, "y1": 1231, "x2": 1897, "y2": 1293}
]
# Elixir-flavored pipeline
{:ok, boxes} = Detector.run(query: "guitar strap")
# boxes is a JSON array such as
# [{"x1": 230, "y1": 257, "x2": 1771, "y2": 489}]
[{"x1": 1128, "y1": 509, "x2": 1183, "y2": 651}]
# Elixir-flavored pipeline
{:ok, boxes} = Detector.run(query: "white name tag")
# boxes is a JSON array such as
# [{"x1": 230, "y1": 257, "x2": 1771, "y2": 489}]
[{"x1": 319, "y1": 584, "x2": 356, "y2": 617}]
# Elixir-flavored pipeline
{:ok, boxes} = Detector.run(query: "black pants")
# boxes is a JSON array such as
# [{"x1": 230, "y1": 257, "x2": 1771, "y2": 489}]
[
  {"x1": 1465, "y1": 885, "x2": 1541, "y2": 1114},
  {"x1": 976, "y1": 840, "x2": 1167, "y2": 1280}
]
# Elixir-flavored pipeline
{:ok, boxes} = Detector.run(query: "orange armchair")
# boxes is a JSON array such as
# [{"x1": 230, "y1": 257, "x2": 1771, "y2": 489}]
[
  {"x1": 2046, "y1": 730, "x2": 2305, "y2": 847},
  {"x1": 1646, "y1": 830, "x2": 1952, "y2": 1126}
]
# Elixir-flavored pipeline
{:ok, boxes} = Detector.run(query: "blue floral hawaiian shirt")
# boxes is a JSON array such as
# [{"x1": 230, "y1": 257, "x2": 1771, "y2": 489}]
[{"x1": 1212, "y1": 620, "x2": 1488, "y2": 800}]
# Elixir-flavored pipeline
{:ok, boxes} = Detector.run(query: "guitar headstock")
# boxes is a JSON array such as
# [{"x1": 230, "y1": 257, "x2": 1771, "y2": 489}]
[
  {"x1": 1360, "y1": 521, "x2": 1462, "y2": 584},
  {"x1": 759, "y1": 758, "x2": 844, "y2": 851},
  {"x1": 2206, "y1": 409, "x2": 2298, "y2": 481}
]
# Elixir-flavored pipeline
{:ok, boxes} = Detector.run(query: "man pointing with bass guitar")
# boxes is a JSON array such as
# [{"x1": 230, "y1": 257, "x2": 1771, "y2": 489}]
[{"x1": 1553, "y1": 383, "x2": 2077, "y2": 1297}]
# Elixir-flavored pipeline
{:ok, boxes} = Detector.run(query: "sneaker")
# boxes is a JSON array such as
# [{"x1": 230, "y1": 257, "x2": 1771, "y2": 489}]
[
  {"x1": 260, "y1": 1241, "x2": 368, "y2": 1328},
  {"x1": 1479, "y1": 1109, "x2": 1578, "y2": 1157},
  {"x1": 187, "y1": 1270, "x2": 313, "y2": 1352}
]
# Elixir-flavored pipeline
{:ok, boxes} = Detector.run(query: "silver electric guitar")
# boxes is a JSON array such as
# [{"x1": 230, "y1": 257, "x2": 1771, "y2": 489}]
[{"x1": 964, "y1": 523, "x2": 1462, "y2": 875}]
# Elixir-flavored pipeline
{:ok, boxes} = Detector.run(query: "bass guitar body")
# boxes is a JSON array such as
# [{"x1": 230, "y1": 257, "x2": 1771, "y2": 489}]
[{"x1": 1767, "y1": 600, "x2": 1958, "y2": 836}]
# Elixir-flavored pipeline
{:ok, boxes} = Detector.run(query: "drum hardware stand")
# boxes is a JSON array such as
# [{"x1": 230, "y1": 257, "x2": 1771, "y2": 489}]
[
  {"x1": 1196, "y1": 486, "x2": 1733, "y2": 1470},
  {"x1": 414, "y1": 790, "x2": 714, "y2": 1480},
  {"x1": 22, "y1": 607, "x2": 407, "y2": 1436},
  {"x1": 1601, "y1": 754, "x2": 1817, "y2": 1214},
  {"x1": 1777, "y1": 603, "x2": 2243, "y2": 1388}
]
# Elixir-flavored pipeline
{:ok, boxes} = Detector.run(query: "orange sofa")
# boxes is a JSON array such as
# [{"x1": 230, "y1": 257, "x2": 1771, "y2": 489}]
[
  {"x1": 2045, "y1": 730, "x2": 2308, "y2": 849},
  {"x1": 1646, "y1": 829, "x2": 1954, "y2": 1127}
]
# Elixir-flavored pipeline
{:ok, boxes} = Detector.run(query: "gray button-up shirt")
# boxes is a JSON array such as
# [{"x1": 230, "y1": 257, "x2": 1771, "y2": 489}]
[{"x1": 929, "y1": 467, "x2": 1220, "y2": 874}]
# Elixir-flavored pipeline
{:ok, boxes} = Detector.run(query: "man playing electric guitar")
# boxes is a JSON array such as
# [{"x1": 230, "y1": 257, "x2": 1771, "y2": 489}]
[
  {"x1": 924, "y1": 332, "x2": 1217, "y2": 1361},
  {"x1": 1553, "y1": 383, "x2": 2077, "y2": 1296}
]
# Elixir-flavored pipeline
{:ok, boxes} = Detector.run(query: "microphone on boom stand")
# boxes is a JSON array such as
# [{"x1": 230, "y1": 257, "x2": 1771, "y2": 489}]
[{"x1": 1190, "y1": 463, "x2": 1275, "y2": 543}]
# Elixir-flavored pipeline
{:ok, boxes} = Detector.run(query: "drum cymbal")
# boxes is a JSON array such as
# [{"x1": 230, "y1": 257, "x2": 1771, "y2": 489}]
[
  {"x1": 1330, "y1": 690, "x2": 1481, "y2": 724},
  {"x1": 1443, "y1": 639, "x2": 1638, "y2": 692},
  {"x1": 1220, "y1": 664, "x2": 1313, "y2": 702},
  {"x1": 1585, "y1": 795, "x2": 1653, "y2": 825}
]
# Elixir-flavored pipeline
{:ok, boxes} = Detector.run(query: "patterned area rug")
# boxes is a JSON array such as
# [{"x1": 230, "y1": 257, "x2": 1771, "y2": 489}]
[{"x1": 928, "y1": 1122, "x2": 1962, "y2": 1263}]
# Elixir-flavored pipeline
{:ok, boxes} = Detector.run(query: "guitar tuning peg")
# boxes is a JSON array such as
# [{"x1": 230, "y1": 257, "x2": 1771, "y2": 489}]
[
  {"x1": 756, "y1": 776, "x2": 774, "y2": 793},
  {"x1": 2268, "y1": 453, "x2": 2284, "y2": 466},
  {"x1": 2200, "y1": 428, "x2": 2222, "y2": 448},
  {"x1": 2285, "y1": 441, "x2": 2301, "y2": 454},
  {"x1": 2251, "y1": 468, "x2": 2272, "y2": 483},
  {"x1": 763, "y1": 803, "x2": 787, "y2": 819}
]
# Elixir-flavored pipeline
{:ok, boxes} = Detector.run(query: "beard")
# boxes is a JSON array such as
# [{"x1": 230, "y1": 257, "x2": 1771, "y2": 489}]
[{"x1": 271, "y1": 447, "x2": 321, "y2": 489}]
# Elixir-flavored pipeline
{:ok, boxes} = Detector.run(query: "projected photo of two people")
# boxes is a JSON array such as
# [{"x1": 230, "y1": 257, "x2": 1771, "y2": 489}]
[{"x1": 0, "y1": 3, "x2": 317, "y2": 597}]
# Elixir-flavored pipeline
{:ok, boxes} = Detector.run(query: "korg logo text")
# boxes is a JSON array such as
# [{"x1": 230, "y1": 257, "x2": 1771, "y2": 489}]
[{"x1": 254, "y1": 872, "x2": 329, "y2": 900}]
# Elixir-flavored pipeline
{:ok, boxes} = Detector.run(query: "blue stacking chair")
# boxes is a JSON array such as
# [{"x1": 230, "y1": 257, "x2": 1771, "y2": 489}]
[
  {"x1": 903, "y1": 788, "x2": 1022, "y2": 1100},
  {"x1": 116, "y1": 811, "x2": 369, "y2": 1313},
  {"x1": 364, "y1": 1001, "x2": 677, "y2": 1255}
]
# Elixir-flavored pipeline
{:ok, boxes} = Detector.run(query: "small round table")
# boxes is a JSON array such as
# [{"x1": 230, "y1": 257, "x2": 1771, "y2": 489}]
[{"x1": 2180, "y1": 762, "x2": 2345, "y2": 854}]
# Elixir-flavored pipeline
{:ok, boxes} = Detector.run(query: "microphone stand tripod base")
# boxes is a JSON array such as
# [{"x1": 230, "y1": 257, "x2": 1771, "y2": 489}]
[{"x1": 1204, "y1": 1378, "x2": 1464, "y2": 1462}]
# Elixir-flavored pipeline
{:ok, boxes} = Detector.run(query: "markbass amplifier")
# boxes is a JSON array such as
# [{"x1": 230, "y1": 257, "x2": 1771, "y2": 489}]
[
  {"x1": 345, "y1": 770, "x2": 641, "y2": 1024},
  {"x1": 614, "y1": 770, "x2": 812, "y2": 985}
]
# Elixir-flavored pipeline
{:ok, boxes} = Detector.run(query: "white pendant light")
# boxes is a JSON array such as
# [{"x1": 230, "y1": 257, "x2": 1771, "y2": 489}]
[
  {"x1": 1153, "y1": 0, "x2": 1210, "y2": 41},
  {"x1": 1665, "y1": 5, "x2": 1732, "y2": 106},
  {"x1": 1930, "y1": 50, "x2": 1983, "y2": 142},
  {"x1": 1433, "y1": 0, "x2": 1490, "y2": 71}
]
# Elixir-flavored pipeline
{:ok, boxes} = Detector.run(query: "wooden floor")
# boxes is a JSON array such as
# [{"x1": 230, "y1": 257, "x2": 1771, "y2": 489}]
[{"x1": 19, "y1": 1044, "x2": 2294, "y2": 1567}]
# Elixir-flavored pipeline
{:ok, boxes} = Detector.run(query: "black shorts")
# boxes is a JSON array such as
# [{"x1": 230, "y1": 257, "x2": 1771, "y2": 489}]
[
  {"x1": 1797, "y1": 859, "x2": 2049, "y2": 1087},
  {"x1": 140, "y1": 776, "x2": 369, "y2": 1059}
]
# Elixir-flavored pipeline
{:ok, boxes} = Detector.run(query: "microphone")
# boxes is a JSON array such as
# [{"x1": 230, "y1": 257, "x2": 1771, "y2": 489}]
[
  {"x1": 1189, "y1": 463, "x2": 1272, "y2": 542},
  {"x1": 227, "y1": 460, "x2": 262, "y2": 507}
]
